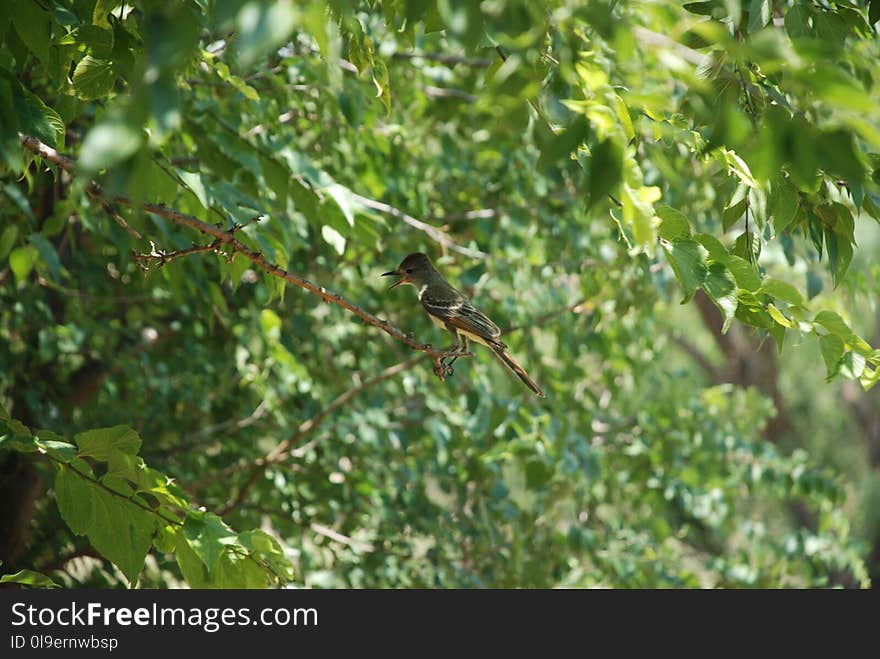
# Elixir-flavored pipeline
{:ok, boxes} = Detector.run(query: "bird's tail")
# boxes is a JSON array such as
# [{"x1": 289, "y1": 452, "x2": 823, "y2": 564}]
[{"x1": 488, "y1": 341, "x2": 546, "y2": 398}]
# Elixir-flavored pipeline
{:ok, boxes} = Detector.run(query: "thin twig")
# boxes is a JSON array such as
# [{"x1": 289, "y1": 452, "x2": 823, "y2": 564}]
[
  {"x1": 91, "y1": 194, "x2": 143, "y2": 240},
  {"x1": 631, "y1": 26, "x2": 711, "y2": 67},
  {"x1": 309, "y1": 522, "x2": 375, "y2": 553},
  {"x1": 199, "y1": 109, "x2": 484, "y2": 258},
  {"x1": 206, "y1": 297, "x2": 581, "y2": 506},
  {"x1": 133, "y1": 239, "x2": 225, "y2": 270},
  {"x1": 436, "y1": 209, "x2": 498, "y2": 222},
  {"x1": 45, "y1": 453, "x2": 182, "y2": 527},
  {"x1": 350, "y1": 192, "x2": 488, "y2": 259},
  {"x1": 391, "y1": 51, "x2": 491, "y2": 68},
  {"x1": 423, "y1": 85, "x2": 477, "y2": 103},
  {"x1": 737, "y1": 67, "x2": 758, "y2": 128},
  {"x1": 667, "y1": 333, "x2": 722, "y2": 381},
  {"x1": 18, "y1": 134, "x2": 470, "y2": 369},
  {"x1": 37, "y1": 548, "x2": 101, "y2": 574}
]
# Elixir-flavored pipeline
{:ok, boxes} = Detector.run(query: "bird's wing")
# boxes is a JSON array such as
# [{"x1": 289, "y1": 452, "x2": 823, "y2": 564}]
[{"x1": 422, "y1": 294, "x2": 501, "y2": 340}]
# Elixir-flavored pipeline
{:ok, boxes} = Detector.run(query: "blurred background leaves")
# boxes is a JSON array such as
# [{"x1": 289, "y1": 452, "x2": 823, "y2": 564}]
[{"x1": 1, "y1": 0, "x2": 879, "y2": 588}]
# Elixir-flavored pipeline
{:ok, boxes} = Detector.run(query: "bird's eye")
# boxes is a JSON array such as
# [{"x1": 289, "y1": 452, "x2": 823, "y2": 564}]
[{"x1": 406, "y1": 268, "x2": 413, "y2": 274}]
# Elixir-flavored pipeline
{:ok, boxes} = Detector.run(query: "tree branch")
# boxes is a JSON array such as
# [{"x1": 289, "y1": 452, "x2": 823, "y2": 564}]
[
  {"x1": 205, "y1": 298, "x2": 575, "y2": 510},
  {"x1": 18, "y1": 134, "x2": 470, "y2": 372},
  {"x1": 667, "y1": 333, "x2": 722, "y2": 381},
  {"x1": 198, "y1": 108, "x2": 486, "y2": 259},
  {"x1": 349, "y1": 192, "x2": 488, "y2": 260},
  {"x1": 309, "y1": 522, "x2": 375, "y2": 553},
  {"x1": 391, "y1": 51, "x2": 491, "y2": 68},
  {"x1": 436, "y1": 209, "x2": 498, "y2": 222},
  {"x1": 422, "y1": 85, "x2": 477, "y2": 103},
  {"x1": 133, "y1": 239, "x2": 225, "y2": 270}
]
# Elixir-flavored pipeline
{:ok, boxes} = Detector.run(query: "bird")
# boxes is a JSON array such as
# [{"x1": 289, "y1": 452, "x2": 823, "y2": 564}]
[{"x1": 382, "y1": 252, "x2": 545, "y2": 397}]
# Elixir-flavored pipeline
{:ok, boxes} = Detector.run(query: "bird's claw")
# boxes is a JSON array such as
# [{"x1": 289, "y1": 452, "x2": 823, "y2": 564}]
[{"x1": 433, "y1": 360, "x2": 454, "y2": 380}]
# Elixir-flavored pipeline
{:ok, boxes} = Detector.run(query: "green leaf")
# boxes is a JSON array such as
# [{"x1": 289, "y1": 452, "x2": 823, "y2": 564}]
[
  {"x1": 724, "y1": 255, "x2": 760, "y2": 292},
  {"x1": 766, "y1": 303, "x2": 793, "y2": 328},
  {"x1": 663, "y1": 240, "x2": 708, "y2": 303},
  {"x1": 9, "y1": 245, "x2": 38, "y2": 284},
  {"x1": 760, "y1": 278, "x2": 804, "y2": 307},
  {"x1": 55, "y1": 465, "x2": 155, "y2": 585},
  {"x1": 871, "y1": 0, "x2": 880, "y2": 26},
  {"x1": 693, "y1": 233, "x2": 727, "y2": 261},
  {"x1": 806, "y1": 271, "x2": 823, "y2": 300},
  {"x1": 235, "y1": 1, "x2": 297, "y2": 69},
  {"x1": 12, "y1": 0, "x2": 52, "y2": 66},
  {"x1": 325, "y1": 183, "x2": 357, "y2": 227},
  {"x1": 819, "y1": 333, "x2": 845, "y2": 379},
  {"x1": 819, "y1": 129, "x2": 864, "y2": 183},
  {"x1": 29, "y1": 233, "x2": 61, "y2": 281},
  {"x1": 770, "y1": 179, "x2": 799, "y2": 234},
  {"x1": 213, "y1": 549, "x2": 272, "y2": 588},
  {"x1": 175, "y1": 531, "x2": 209, "y2": 587},
  {"x1": 0, "y1": 225, "x2": 19, "y2": 261},
  {"x1": 182, "y1": 511, "x2": 238, "y2": 572},
  {"x1": 79, "y1": 118, "x2": 143, "y2": 173},
  {"x1": 657, "y1": 205, "x2": 691, "y2": 241},
  {"x1": 74, "y1": 425, "x2": 142, "y2": 461},
  {"x1": 34, "y1": 431, "x2": 77, "y2": 463},
  {"x1": 238, "y1": 529, "x2": 295, "y2": 582},
  {"x1": 813, "y1": 310, "x2": 852, "y2": 340},
  {"x1": 683, "y1": 1, "x2": 724, "y2": 17},
  {"x1": 59, "y1": 25, "x2": 115, "y2": 59},
  {"x1": 92, "y1": 0, "x2": 116, "y2": 27},
  {"x1": 17, "y1": 88, "x2": 65, "y2": 148},
  {"x1": 588, "y1": 140, "x2": 623, "y2": 206},
  {"x1": 748, "y1": 0, "x2": 770, "y2": 33},
  {"x1": 72, "y1": 56, "x2": 116, "y2": 100},
  {"x1": 371, "y1": 57, "x2": 392, "y2": 114},
  {"x1": 321, "y1": 225, "x2": 346, "y2": 255},
  {"x1": 537, "y1": 116, "x2": 590, "y2": 172},
  {"x1": 825, "y1": 227, "x2": 853, "y2": 287},
  {"x1": 722, "y1": 197, "x2": 748, "y2": 233},
  {"x1": 840, "y1": 350, "x2": 866, "y2": 380},
  {"x1": 0, "y1": 569, "x2": 60, "y2": 589},
  {"x1": 704, "y1": 262, "x2": 738, "y2": 333}
]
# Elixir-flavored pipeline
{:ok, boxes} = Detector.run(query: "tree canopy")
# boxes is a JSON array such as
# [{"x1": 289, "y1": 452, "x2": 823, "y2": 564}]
[{"x1": 1, "y1": 0, "x2": 879, "y2": 588}]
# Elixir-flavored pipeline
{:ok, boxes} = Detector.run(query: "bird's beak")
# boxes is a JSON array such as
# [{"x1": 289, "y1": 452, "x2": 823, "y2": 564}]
[{"x1": 381, "y1": 269, "x2": 406, "y2": 289}]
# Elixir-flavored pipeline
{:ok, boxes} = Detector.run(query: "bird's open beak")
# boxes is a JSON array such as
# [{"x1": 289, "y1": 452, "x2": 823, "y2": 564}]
[{"x1": 381, "y1": 269, "x2": 406, "y2": 289}]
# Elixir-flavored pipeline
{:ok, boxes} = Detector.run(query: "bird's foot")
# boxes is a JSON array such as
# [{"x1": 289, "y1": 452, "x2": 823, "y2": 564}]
[{"x1": 432, "y1": 359, "x2": 454, "y2": 380}]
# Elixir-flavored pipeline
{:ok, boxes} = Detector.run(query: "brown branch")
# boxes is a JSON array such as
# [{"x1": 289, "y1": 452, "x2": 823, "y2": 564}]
[
  {"x1": 391, "y1": 51, "x2": 491, "y2": 68},
  {"x1": 205, "y1": 297, "x2": 576, "y2": 508},
  {"x1": 18, "y1": 134, "x2": 468, "y2": 370},
  {"x1": 199, "y1": 109, "x2": 484, "y2": 259},
  {"x1": 133, "y1": 239, "x2": 225, "y2": 270},
  {"x1": 349, "y1": 192, "x2": 488, "y2": 260},
  {"x1": 631, "y1": 26, "x2": 711, "y2": 67},
  {"x1": 309, "y1": 522, "x2": 375, "y2": 553},
  {"x1": 667, "y1": 333, "x2": 722, "y2": 381},
  {"x1": 92, "y1": 196, "x2": 143, "y2": 240},
  {"x1": 423, "y1": 85, "x2": 476, "y2": 103},
  {"x1": 37, "y1": 547, "x2": 101, "y2": 574}
]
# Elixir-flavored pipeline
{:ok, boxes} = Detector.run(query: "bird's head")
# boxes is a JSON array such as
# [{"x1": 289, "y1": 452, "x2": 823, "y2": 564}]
[{"x1": 381, "y1": 252, "x2": 436, "y2": 289}]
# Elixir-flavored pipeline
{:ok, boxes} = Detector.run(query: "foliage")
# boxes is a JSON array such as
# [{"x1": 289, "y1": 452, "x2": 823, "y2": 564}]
[
  {"x1": 0, "y1": 404, "x2": 293, "y2": 587},
  {"x1": 1, "y1": 0, "x2": 878, "y2": 587}
]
